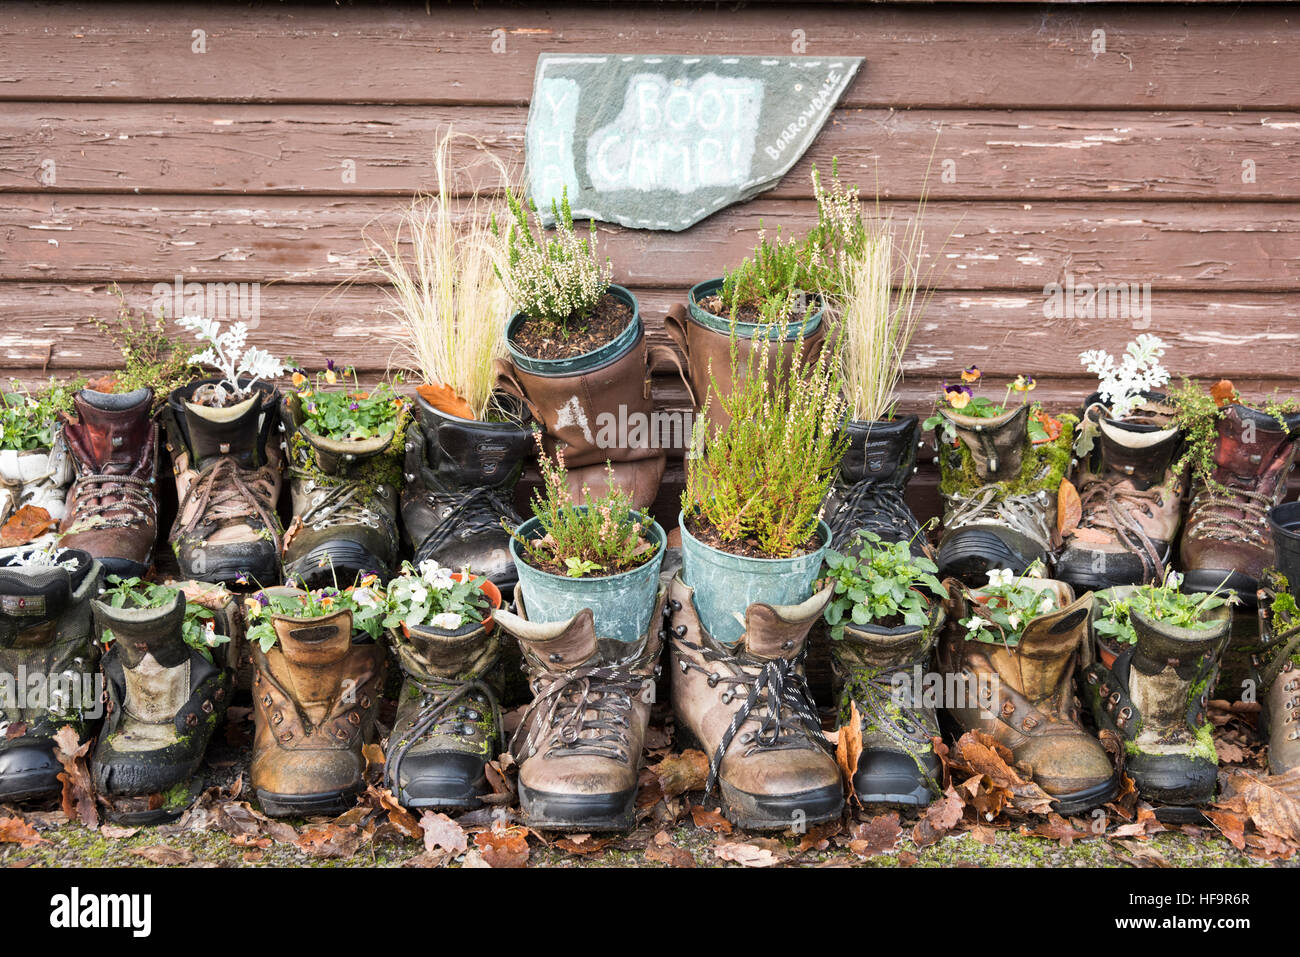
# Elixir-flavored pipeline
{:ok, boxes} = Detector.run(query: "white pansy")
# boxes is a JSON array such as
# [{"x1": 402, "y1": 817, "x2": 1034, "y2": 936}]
[
  {"x1": 429, "y1": 612, "x2": 463, "y2": 630},
  {"x1": 1038, "y1": 596, "x2": 1055, "y2": 614},
  {"x1": 986, "y1": 568, "x2": 1014, "y2": 588},
  {"x1": 964, "y1": 617, "x2": 989, "y2": 634},
  {"x1": 1007, "y1": 613, "x2": 1022, "y2": 630},
  {"x1": 1167, "y1": 571, "x2": 1184, "y2": 590},
  {"x1": 352, "y1": 586, "x2": 381, "y2": 609}
]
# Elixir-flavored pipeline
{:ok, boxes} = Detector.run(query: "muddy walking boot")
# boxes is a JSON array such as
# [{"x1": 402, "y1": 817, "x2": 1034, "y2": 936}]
[
  {"x1": 1181, "y1": 404, "x2": 1300, "y2": 600},
  {"x1": 1058, "y1": 397, "x2": 1184, "y2": 592},
  {"x1": 830, "y1": 599, "x2": 947, "y2": 806},
  {"x1": 163, "y1": 379, "x2": 284, "y2": 586},
  {"x1": 496, "y1": 583, "x2": 662, "y2": 831},
  {"x1": 1084, "y1": 597, "x2": 1231, "y2": 810},
  {"x1": 938, "y1": 577, "x2": 1118, "y2": 813},
  {"x1": 59, "y1": 388, "x2": 159, "y2": 577},
  {"x1": 401, "y1": 394, "x2": 532, "y2": 590},
  {"x1": 1251, "y1": 505, "x2": 1300, "y2": 776},
  {"x1": 384, "y1": 592, "x2": 505, "y2": 811},
  {"x1": 0, "y1": 548, "x2": 102, "y2": 802},
  {"x1": 0, "y1": 416, "x2": 74, "y2": 554},
  {"x1": 280, "y1": 394, "x2": 402, "y2": 588},
  {"x1": 824, "y1": 416, "x2": 929, "y2": 555},
  {"x1": 249, "y1": 597, "x2": 386, "y2": 816},
  {"x1": 91, "y1": 587, "x2": 231, "y2": 821},
  {"x1": 668, "y1": 575, "x2": 842, "y2": 830},
  {"x1": 935, "y1": 404, "x2": 1072, "y2": 584}
]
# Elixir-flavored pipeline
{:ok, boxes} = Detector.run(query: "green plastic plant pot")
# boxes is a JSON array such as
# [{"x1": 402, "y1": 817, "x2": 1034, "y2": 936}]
[
  {"x1": 505, "y1": 284, "x2": 641, "y2": 377},
  {"x1": 509, "y1": 514, "x2": 666, "y2": 642},
  {"x1": 686, "y1": 278, "x2": 824, "y2": 340},
  {"x1": 678, "y1": 510, "x2": 831, "y2": 645}
]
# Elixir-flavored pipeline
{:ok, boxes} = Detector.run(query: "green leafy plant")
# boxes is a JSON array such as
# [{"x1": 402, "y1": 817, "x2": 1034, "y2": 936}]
[
  {"x1": 821, "y1": 529, "x2": 945, "y2": 640},
  {"x1": 959, "y1": 563, "x2": 1058, "y2": 645},
  {"x1": 292, "y1": 365, "x2": 403, "y2": 441},
  {"x1": 0, "y1": 379, "x2": 80, "y2": 451},
  {"x1": 493, "y1": 186, "x2": 611, "y2": 335},
  {"x1": 91, "y1": 287, "x2": 202, "y2": 406},
  {"x1": 1093, "y1": 570, "x2": 1232, "y2": 647},
  {"x1": 510, "y1": 435, "x2": 657, "y2": 578},
  {"x1": 1171, "y1": 377, "x2": 1300, "y2": 493},
  {"x1": 243, "y1": 581, "x2": 385, "y2": 652},
  {"x1": 683, "y1": 316, "x2": 849, "y2": 559},
  {"x1": 923, "y1": 367, "x2": 1039, "y2": 445},
  {"x1": 381, "y1": 561, "x2": 490, "y2": 632},
  {"x1": 98, "y1": 576, "x2": 231, "y2": 663}
]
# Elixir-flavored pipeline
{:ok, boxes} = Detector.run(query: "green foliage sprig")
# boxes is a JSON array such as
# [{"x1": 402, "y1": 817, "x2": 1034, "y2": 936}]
[
  {"x1": 243, "y1": 581, "x2": 385, "y2": 652},
  {"x1": 99, "y1": 576, "x2": 231, "y2": 664},
  {"x1": 293, "y1": 365, "x2": 404, "y2": 441},
  {"x1": 0, "y1": 379, "x2": 80, "y2": 452},
  {"x1": 821, "y1": 529, "x2": 945, "y2": 640},
  {"x1": 959, "y1": 563, "x2": 1058, "y2": 645}
]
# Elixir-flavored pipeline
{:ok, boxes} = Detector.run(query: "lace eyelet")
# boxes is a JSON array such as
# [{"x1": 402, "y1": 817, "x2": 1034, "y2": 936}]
[{"x1": 706, "y1": 673, "x2": 720, "y2": 687}]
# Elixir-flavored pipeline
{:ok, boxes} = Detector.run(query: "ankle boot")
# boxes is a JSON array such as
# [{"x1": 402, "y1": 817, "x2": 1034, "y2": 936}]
[
  {"x1": 938, "y1": 578, "x2": 1118, "y2": 813},
  {"x1": 280, "y1": 393, "x2": 402, "y2": 587},
  {"x1": 824, "y1": 415, "x2": 929, "y2": 555},
  {"x1": 163, "y1": 378, "x2": 284, "y2": 586},
  {"x1": 400, "y1": 394, "x2": 532, "y2": 590},
  {"x1": 829, "y1": 599, "x2": 947, "y2": 806},
  {"x1": 59, "y1": 388, "x2": 159, "y2": 577},
  {"x1": 935, "y1": 404, "x2": 1065, "y2": 584},
  {"x1": 0, "y1": 436, "x2": 73, "y2": 552},
  {"x1": 0, "y1": 548, "x2": 102, "y2": 801},
  {"x1": 1083, "y1": 600, "x2": 1231, "y2": 807},
  {"x1": 1181, "y1": 405, "x2": 1300, "y2": 599},
  {"x1": 1058, "y1": 397, "x2": 1184, "y2": 591},
  {"x1": 250, "y1": 597, "x2": 386, "y2": 816},
  {"x1": 495, "y1": 583, "x2": 663, "y2": 831},
  {"x1": 668, "y1": 574, "x2": 843, "y2": 830},
  {"x1": 91, "y1": 587, "x2": 231, "y2": 818},
  {"x1": 384, "y1": 609, "x2": 505, "y2": 811},
  {"x1": 494, "y1": 321, "x2": 666, "y2": 509},
  {"x1": 1259, "y1": 506, "x2": 1300, "y2": 774}
]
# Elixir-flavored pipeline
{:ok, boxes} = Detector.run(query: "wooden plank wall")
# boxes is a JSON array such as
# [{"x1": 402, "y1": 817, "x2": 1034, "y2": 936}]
[{"x1": 1, "y1": 0, "x2": 1298, "y2": 427}]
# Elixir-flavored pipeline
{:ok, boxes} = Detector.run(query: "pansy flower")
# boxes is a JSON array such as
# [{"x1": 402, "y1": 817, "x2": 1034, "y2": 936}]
[
  {"x1": 1012, "y1": 375, "x2": 1036, "y2": 393},
  {"x1": 943, "y1": 382, "x2": 972, "y2": 410},
  {"x1": 961, "y1": 365, "x2": 982, "y2": 383}
]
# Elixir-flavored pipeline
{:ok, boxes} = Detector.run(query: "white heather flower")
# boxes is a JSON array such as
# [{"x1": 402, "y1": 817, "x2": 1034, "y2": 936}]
[{"x1": 429, "y1": 612, "x2": 463, "y2": 630}]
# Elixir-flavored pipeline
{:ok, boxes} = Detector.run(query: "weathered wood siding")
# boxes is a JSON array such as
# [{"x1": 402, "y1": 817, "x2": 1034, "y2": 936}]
[{"x1": 1, "y1": 1, "x2": 1298, "y2": 422}]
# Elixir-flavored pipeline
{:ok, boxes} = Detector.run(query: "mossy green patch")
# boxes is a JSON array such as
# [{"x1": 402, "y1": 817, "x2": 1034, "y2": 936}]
[{"x1": 939, "y1": 411, "x2": 1077, "y2": 499}]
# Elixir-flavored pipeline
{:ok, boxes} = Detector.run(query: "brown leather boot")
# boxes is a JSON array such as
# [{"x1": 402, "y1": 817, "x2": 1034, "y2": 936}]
[
  {"x1": 1181, "y1": 404, "x2": 1300, "y2": 599},
  {"x1": 495, "y1": 324, "x2": 665, "y2": 509},
  {"x1": 668, "y1": 574, "x2": 843, "y2": 830},
  {"x1": 250, "y1": 598, "x2": 386, "y2": 816},
  {"x1": 938, "y1": 577, "x2": 1118, "y2": 813},
  {"x1": 163, "y1": 379, "x2": 284, "y2": 586},
  {"x1": 495, "y1": 583, "x2": 663, "y2": 831},
  {"x1": 60, "y1": 388, "x2": 159, "y2": 577},
  {"x1": 1058, "y1": 397, "x2": 1184, "y2": 591}
]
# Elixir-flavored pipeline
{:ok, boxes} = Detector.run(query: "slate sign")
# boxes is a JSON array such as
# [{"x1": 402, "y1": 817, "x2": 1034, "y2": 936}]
[{"x1": 525, "y1": 54, "x2": 863, "y2": 232}]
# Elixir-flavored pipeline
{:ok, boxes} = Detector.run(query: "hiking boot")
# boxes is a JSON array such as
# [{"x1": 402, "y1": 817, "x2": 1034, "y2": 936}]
[
  {"x1": 0, "y1": 428, "x2": 74, "y2": 553},
  {"x1": 938, "y1": 577, "x2": 1118, "y2": 813},
  {"x1": 400, "y1": 394, "x2": 532, "y2": 590},
  {"x1": 91, "y1": 586, "x2": 231, "y2": 821},
  {"x1": 0, "y1": 547, "x2": 102, "y2": 802},
  {"x1": 1251, "y1": 507, "x2": 1300, "y2": 775},
  {"x1": 1083, "y1": 598, "x2": 1231, "y2": 808},
  {"x1": 825, "y1": 415, "x2": 929, "y2": 555},
  {"x1": 249, "y1": 594, "x2": 386, "y2": 816},
  {"x1": 59, "y1": 388, "x2": 159, "y2": 577},
  {"x1": 829, "y1": 598, "x2": 947, "y2": 806},
  {"x1": 384, "y1": 586, "x2": 505, "y2": 811},
  {"x1": 668, "y1": 574, "x2": 843, "y2": 830},
  {"x1": 495, "y1": 582, "x2": 663, "y2": 831},
  {"x1": 280, "y1": 393, "x2": 402, "y2": 588},
  {"x1": 1058, "y1": 395, "x2": 1185, "y2": 591},
  {"x1": 935, "y1": 404, "x2": 1070, "y2": 584},
  {"x1": 1181, "y1": 404, "x2": 1300, "y2": 600},
  {"x1": 163, "y1": 378, "x2": 284, "y2": 586}
]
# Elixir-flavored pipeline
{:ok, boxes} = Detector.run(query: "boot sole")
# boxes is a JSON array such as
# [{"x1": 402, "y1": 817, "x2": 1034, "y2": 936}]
[
  {"x1": 517, "y1": 783, "x2": 636, "y2": 832},
  {"x1": 1180, "y1": 568, "x2": 1259, "y2": 604},
  {"x1": 937, "y1": 528, "x2": 1046, "y2": 585},
  {"x1": 98, "y1": 556, "x2": 152, "y2": 579},
  {"x1": 719, "y1": 780, "x2": 844, "y2": 831},
  {"x1": 854, "y1": 783, "x2": 935, "y2": 808},
  {"x1": 256, "y1": 786, "x2": 362, "y2": 818},
  {"x1": 1047, "y1": 774, "x2": 1120, "y2": 816},
  {"x1": 103, "y1": 776, "x2": 203, "y2": 826},
  {"x1": 284, "y1": 540, "x2": 392, "y2": 589}
]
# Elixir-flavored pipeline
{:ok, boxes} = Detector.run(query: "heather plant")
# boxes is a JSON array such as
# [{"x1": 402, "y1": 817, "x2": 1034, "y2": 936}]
[
  {"x1": 719, "y1": 226, "x2": 818, "y2": 328},
  {"x1": 0, "y1": 378, "x2": 80, "y2": 451},
  {"x1": 177, "y1": 316, "x2": 286, "y2": 406},
  {"x1": 1093, "y1": 570, "x2": 1232, "y2": 646},
  {"x1": 683, "y1": 318, "x2": 849, "y2": 558},
  {"x1": 511, "y1": 435, "x2": 657, "y2": 578},
  {"x1": 493, "y1": 186, "x2": 612, "y2": 336}
]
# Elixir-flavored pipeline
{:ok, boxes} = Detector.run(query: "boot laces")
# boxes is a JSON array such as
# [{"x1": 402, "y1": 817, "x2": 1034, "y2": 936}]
[
  {"x1": 512, "y1": 664, "x2": 646, "y2": 764},
  {"x1": 829, "y1": 480, "x2": 920, "y2": 548},
  {"x1": 294, "y1": 475, "x2": 384, "y2": 530},
  {"x1": 945, "y1": 483, "x2": 1053, "y2": 549},
  {"x1": 384, "y1": 671, "x2": 503, "y2": 793},
  {"x1": 678, "y1": 636, "x2": 829, "y2": 793},
  {"x1": 1075, "y1": 478, "x2": 1167, "y2": 577},
  {"x1": 419, "y1": 486, "x2": 520, "y2": 553},
  {"x1": 178, "y1": 457, "x2": 281, "y2": 548},
  {"x1": 1186, "y1": 480, "x2": 1273, "y2": 545},
  {"x1": 68, "y1": 473, "x2": 155, "y2": 529}
]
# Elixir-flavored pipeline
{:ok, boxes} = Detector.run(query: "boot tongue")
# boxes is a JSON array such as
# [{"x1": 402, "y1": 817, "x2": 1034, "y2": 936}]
[
  {"x1": 516, "y1": 611, "x2": 599, "y2": 670},
  {"x1": 184, "y1": 393, "x2": 266, "y2": 468},
  {"x1": 839, "y1": 417, "x2": 917, "y2": 487},
  {"x1": 402, "y1": 623, "x2": 496, "y2": 678},
  {"x1": 65, "y1": 389, "x2": 153, "y2": 474},
  {"x1": 1098, "y1": 418, "x2": 1180, "y2": 490},
  {"x1": 272, "y1": 610, "x2": 354, "y2": 667},
  {"x1": 739, "y1": 584, "x2": 833, "y2": 660},
  {"x1": 1213, "y1": 406, "x2": 1294, "y2": 484},
  {"x1": 94, "y1": 591, "x2": 189, "y2": 668}
]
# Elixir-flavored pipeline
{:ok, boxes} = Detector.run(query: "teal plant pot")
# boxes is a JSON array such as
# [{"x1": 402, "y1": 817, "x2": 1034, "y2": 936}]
[
  {"x1": 505, "y1": 284, "x2": 641, "y2": 376},
  {"x1": 678, "y1": 510, "x2": 831, "y2": 645},
  {"x1": 509, "y1": 514, "x2": 666, "y2": 642},
  {"x1": 687, "y1": 278, "x2": 824, "y2": 340}
]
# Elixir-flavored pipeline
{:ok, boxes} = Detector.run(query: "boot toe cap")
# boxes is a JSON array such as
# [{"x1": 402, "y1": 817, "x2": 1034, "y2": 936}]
[
  {"x1": 1015, "y1": 734, "x2": 1116, "y2": 801},
  {"x1": 391, "y1": 750, "x2": 489, "y2": 810},
  {"x1": 852, "y1": 748, "x2": 942, "y2": 807},
  {"x1": 0, "y1": 744, "x2": 63, "y2": 801}
]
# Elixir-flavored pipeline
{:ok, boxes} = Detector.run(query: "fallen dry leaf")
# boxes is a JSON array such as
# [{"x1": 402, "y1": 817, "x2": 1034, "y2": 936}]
[
  {"x1": 654, "y1": 750, "x2": 709, "y2": 799},
  {"x1": 128, "y1": 845, "x2": 194, "y2": 866},
  {"x1": 419, "y1": 811, "x2": 467, "y2": 855},
  {"x1": 912, "y1": 786, "x2": 964, "y2": 848},
  {"x1": 52, "y1": 724, "x2": 97, "y2": 828},
  {"x1": 849, "y1": 811, "x2": 901, "y2": 858},
  {"x1": 98, "y1": 824, "x2": 139, "y2": 840},
  {"x1": 474, "y1": 824, "x2": 530, "y2": 868},
  {"x1": 714, "y1": 842, "x2": 780, "y2": 867},
  {"x1": 836, "y1": 699, "x2": 864, "y2": 804},
  {"x1": 1025, "y1": 813, "x2": 1086, "y2": 848},
  {"x1": 0, "y1": 505, "x2": 54, "y2": 547},
  {"x1": 555, "y1": 834, "x2": 614, "y2": 856},
  {"x1": 1057, "y1": 479, "x2": 1082, "y2": 536},
  {"x1": 689, "y1": 805, "x2": 732, "y2": 834},
  {"x1": 645, "y1": 842, "x2": 696, "y2": 868},
  {"x1": 0, "y1": 815, "x2": 46, "y2": 848},
  {"x1": 295, "y1": 824, "x2": 360, "y2": 859}
]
